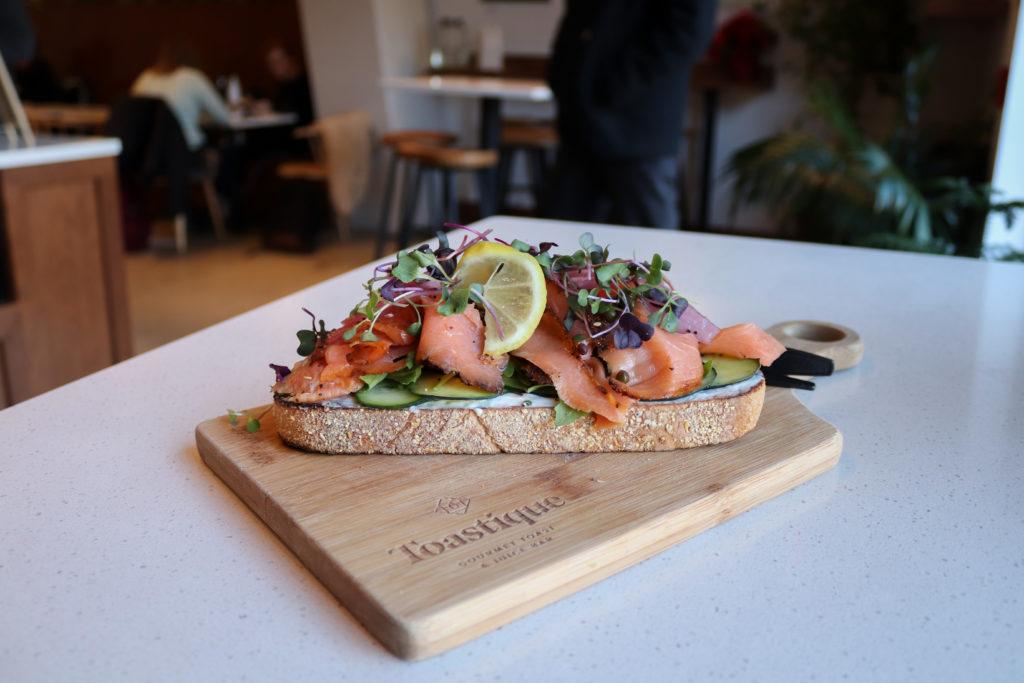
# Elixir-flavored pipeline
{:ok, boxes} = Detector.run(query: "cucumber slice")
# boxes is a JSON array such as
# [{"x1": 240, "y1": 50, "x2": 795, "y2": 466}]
[
  {"x1": 702, "y1": 355, "x2": 759, "y2": 388},
  {"x1": 354, "y1": 382, "x2": 423, "y2": 409},
  {"x1": 411, "y1": 372, "x2": 499, "y2": 399}
]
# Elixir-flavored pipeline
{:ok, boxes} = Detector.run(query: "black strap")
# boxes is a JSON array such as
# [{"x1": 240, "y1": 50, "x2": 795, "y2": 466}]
[{"x1": 762, "y1": 348, "x2": 834, "y2": 390}]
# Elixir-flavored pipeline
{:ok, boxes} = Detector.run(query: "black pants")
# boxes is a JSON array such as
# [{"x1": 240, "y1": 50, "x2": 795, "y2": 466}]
[{"x1": 545, "y1": 148, "x2": 679, "y2": 229}]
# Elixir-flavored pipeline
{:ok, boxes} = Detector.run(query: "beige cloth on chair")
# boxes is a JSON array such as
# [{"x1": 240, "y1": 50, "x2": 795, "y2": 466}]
[{"x1": 308, "y1": 110, "x2": 373, "y2": 220}]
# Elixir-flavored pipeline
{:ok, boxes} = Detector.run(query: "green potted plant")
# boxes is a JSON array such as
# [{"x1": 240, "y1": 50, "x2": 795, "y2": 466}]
[{"x1": 726, "y1": 1, "x2": 1022, "y2": 256}]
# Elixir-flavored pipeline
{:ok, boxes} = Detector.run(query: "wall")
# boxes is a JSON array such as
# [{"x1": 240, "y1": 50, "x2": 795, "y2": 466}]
[
  {"x1": 431, "y1": 0, "x2": 565, "y2": 55},
  {"x1": 28, "y1": 0, "x2": 304, "y2": 104},
  {"x1": 986, "y1": 1, "x2": 1024, "y2": 251},
  {"x1": 298, "y1": 0, "x2": 386, "y2": 123}
]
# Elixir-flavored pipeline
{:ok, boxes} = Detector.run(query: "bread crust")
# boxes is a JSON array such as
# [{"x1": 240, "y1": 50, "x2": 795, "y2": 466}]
[{"x1": 272, "y1": 380, "x2": 765, "y2": 455}]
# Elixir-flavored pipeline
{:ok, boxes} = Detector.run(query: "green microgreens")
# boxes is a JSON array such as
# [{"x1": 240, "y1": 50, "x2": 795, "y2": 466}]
[
  {"x1": 388, "y1": 364, "x2": 423, "y2": 385},
  {"x1": 539, "y1": 233, "x2": 687, "y2": 348},
  {"x1": 296, "y1": 308, "x2": 329, "y2": 356},
  {"x1": 226, "y1": 406, "x2": 272, "y2": 433},
  {"x1": 437, "y1": 285, "x2": 469, "y2": 316},
  {"x1": 341, "y1": 228, "x2": 484, "y2": 340}
]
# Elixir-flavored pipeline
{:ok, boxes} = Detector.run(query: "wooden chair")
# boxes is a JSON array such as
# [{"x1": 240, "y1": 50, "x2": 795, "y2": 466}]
[
  {"x1": 276, "y1": 110, "x2": 373, "y2": 242},
  {"x1": 176, "y1": 149, "x2": 226, "y2": 254},
  {"x1": 392, "y1": 142, "x2": 499, "y2": 251},
  {"x1": 374, "y1": 130, "x2": 457, "y2": 257},
  {"x1": 497, "y1": 120, "x2": 558, "y2": 213}
]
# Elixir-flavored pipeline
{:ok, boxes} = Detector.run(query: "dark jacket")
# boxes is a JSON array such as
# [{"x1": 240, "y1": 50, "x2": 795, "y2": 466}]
[
  {"x1": 272, "y1": 74, "x2": 314, "y2": 127},
  {"x1": 548, "y1": 0, "x2": 716, "y2": 161},
  {"x1": 105, "y1": 96, "x2": 195, "y2": 213}
]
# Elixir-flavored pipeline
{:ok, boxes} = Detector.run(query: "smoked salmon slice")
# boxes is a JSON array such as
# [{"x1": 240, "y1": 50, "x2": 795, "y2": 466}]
[
  {"x1": 276, "y1": 305, "x2": 419, "y2": 401},
  {"x1": 512, "y1": 313, "x2": 634, "y2": 423},
  {"x1": 699, "y1": 323, "x2": 785, "y2": 366},
  {"x1": 601, "y1": 329, "x2": 704, "y2": 400},
  {"x1": 416, "y1": 305, "x2": 508, "y2": 392}
]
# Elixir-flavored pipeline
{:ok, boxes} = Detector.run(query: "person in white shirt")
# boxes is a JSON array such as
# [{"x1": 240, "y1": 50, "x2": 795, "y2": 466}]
[{"x1": 131, "y1": 45, "x2": 231, "y2": 151}]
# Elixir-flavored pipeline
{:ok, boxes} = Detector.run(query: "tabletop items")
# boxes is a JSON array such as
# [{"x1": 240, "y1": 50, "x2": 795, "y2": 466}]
[
  {"x1": 767, "y1": 320, "x2": 864, "y2": 372},
  {"x1": 196, "y1": 384, "x2": 840, "y2": 659},
  {"x1": 2, "y1": 218, "x2": 1022, "y2": 679}
]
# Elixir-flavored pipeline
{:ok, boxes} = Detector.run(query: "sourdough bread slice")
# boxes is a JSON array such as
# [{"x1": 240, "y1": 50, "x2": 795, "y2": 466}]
[{"x1": 273, "y1": 379, "x2": 765, "y2": 455}]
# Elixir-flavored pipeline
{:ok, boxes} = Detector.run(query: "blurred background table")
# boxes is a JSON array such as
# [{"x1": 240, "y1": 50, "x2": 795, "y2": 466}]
[
  {"x1": 220, "y1": 110, "x2": 299, "y2": 132},
  {"x1": 23, "y1": 103, "x2": 111, "y2": 136}
]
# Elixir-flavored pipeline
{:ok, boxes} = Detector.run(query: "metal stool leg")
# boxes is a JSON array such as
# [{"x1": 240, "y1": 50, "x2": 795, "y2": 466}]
[
  {"x1": 496, "y1": 147, "x2": 512, "y2": 212},
  {"x1": 397, "y1": 161, "x2": 422, "y2": 251},
  {"x1": 424, "y1": 166, "x2": 440, "y2": 233},
  {"x1": 476, "y1": 167, "x2": 497, "y2": 218},
  {"x1": 442, "y1": 169, "x2": 457, "y2": 223},
  {"x1": 528, "y1": 148, "x2": 547, "y2": 214},
  {"x1": 375, "y1": 152, "x2": 399, "y2": 258}
]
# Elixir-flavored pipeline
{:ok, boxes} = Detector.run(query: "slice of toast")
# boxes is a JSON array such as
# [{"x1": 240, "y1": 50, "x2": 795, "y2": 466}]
[{"x1": 273, "y1": 379, "x2": 765, "y2": 455}]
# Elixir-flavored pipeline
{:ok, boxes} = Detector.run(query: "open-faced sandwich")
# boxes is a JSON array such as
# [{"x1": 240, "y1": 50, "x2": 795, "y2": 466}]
[{"x1": 270, "y1": 226, "x2": 786, "y2": 454}]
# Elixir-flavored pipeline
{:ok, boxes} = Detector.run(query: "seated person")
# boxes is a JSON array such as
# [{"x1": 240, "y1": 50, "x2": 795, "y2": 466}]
[
  {"x1": 264, "y1": 42, "x2": 313, "y2": 127},
  {"x1": 131, "y1": 44, "x2": 231, "y2": 151}
]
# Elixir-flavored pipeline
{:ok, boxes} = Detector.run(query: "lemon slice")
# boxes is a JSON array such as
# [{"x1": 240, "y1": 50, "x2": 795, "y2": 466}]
[{"x1": 454, "y1": 242, "x2": 547, "y2": 355}]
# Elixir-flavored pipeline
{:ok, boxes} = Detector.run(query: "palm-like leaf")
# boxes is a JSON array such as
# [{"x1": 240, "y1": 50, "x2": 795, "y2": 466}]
[{"x1": 727, "y1": 83, "x2": 940, "y2": 248}]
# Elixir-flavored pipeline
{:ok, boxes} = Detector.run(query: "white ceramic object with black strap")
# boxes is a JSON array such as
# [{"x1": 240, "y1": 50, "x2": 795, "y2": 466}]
[{"x1": 767, "y1": 320, "x2": 863, "y2": 371}]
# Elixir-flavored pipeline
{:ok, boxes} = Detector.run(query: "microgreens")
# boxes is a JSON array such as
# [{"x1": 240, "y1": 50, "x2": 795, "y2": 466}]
[
  {"x1": 539, "y1": 233, "x2": 694, "y2": 350},
  {"x1": 296, "y1": 308, "x2": 328, "y2": 356},
  {"x1": 269, "y1": 363, "x2": 291, "y2": 383},
  {"x1": 280, "y1": 225, "x2": 703, "y2": 377},
  {"x1": 227, "y1": 406, "x2": 272, "y2": 433}
]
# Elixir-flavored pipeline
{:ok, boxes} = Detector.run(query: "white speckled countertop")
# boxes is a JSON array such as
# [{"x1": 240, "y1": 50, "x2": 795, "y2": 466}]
[{"x1": 1, "y1": 217, "x2": 1022, "y2": 681}]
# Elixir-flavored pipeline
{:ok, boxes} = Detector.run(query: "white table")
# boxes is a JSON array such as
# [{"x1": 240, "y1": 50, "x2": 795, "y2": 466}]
[
  {"x1": 0, "y1": 133, "x2": 121, "y2": 170},
  {"x1": 222, "y1": 111, "x2": 299, "y2": 131},
  {"x1": 382, "y1": 75, "x2": 553, "y2": 103},
  {"x1": 2, "y1": 217, "x2": 1022, "y2": 681}
]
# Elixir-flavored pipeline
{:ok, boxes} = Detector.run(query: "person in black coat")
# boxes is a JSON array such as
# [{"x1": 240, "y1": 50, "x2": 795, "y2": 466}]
[{"x1": 546, "y1": 0, "x2": 716, "y2": 229}]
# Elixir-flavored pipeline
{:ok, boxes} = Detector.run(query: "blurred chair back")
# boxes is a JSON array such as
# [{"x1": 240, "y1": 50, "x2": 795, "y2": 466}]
[
  {"x1": 309, "y1": 110, "x2": 373, "y2": 222},
  {"x1": 104, "y1": 96, "x2": 192, "y2": 210},
  {"x1": 104, "y1": 96, "x2": 224, "y2": 252}
]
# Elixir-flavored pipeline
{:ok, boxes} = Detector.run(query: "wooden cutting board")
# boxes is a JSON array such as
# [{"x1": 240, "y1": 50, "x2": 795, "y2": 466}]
[{"x1": 195, "y1": 387, "x2": 841, "y2": 659}]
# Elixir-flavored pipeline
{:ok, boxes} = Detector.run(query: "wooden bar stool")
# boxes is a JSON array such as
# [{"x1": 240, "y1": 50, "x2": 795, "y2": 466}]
[
  {"x1": 498, "y1": 120, "x2": 558, "y2": 213},
  {"x1": 393, "y1": 142, "x2": 499, "y2": 251},
  {"x1": 375, "y1": 130, "x2": 457, "y2": 257}
]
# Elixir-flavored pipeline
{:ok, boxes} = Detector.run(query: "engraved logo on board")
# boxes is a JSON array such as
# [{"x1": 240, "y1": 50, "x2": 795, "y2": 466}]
[
  {"x1": 434, "y1": 497, "x2": 471, "y2": 515},
  {"x1": 389, "y1": 496, "x2": 566, "y2": 567}
]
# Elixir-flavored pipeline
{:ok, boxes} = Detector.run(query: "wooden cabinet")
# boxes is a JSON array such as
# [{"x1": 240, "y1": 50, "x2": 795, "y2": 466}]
[{"x1": 0, "y1": 154, "x2": 131, "y2": 406}]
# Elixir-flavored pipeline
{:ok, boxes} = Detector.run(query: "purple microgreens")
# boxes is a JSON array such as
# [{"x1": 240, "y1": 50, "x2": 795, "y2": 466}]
[
  {"x1": 536, "y1": 235, "x2": 699, "y2": 351},
  {"x1": 269, "y1": 363, "x2": 291, "y2": 383},
  {"x1": 612, "y1": 313, "x2": 655, "y2": 349}
]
